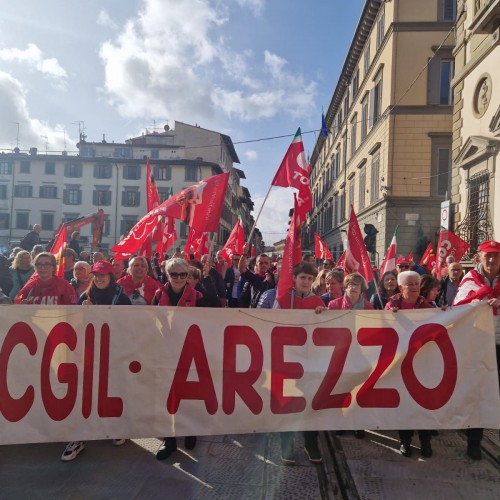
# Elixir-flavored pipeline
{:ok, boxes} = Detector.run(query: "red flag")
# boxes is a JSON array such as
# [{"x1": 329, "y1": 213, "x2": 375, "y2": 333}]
[
  {"x1": 156, "y1": 217, "x2": 177, "y2": 256},
  {"x1": 272, "y1": 128, "x2": 309, "y2": 189},
  {"x1": 314, "y1": 233, "x2": 333, "y2": 260},
  {"x1": 272, "y1": 128, "x2": 312, "y2": 219},
  {"x1": 184, "y1": 228, "x2": 209, "y2": 260},
  {"x1": 346, "y1": 206, "x2": 374, "y2": 283},
  {"x1": 296, "y1": 183, "x2": 313, "y2": 221},
  {"x1": 50, "y1": 225, "x2": 68, "y2": 278},
  {"x1": 112, "y1": 252, "x2": 132, "y2": 262},
  {"x1": 336, "y1": 251, "x2": 346, "y2": 270},
  {"x1": 277, "y1": 194, "x2": 303, "y2": 301},
  {"x1": 435, "y1": 230, "x2": 470, "y2": 278},
  {"x1": 146, "y1": 158, "x2": 160, "y2": 212},
  {"x1": 407, "y1": 251, "x2": 414, "y2": 262},
  {"x1": 379, "y1": 226, "x2": 398, "y2": 276},
  {"x1": 111, "y1": 172, "x2": 229, "y2": 255},
  {"x1": 419, "y1": 243, "x2": 435, "y2": 270},
  {"x1": 219, "y1": 218, "x2": 245, "y2": 263},
  {"x1": 145, "y1": 158, "x2": 162, "y2": 251}
]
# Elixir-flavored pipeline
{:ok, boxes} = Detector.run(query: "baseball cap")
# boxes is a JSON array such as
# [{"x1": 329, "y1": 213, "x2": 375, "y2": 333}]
[
  {"x1": 397, "y1": 257, "x2": 410, "y2": 266},
  {"x1": 478, "y1": 240, "x2": 500, "y2": 253},
  {"x1": 92, "y1": 260, "x2": 114, "y2": 275}
]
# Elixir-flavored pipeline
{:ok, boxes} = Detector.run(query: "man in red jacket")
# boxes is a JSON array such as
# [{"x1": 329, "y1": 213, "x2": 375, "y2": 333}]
[{"x1": 453, "y1": 239, "x2": 500, "y2": 460}]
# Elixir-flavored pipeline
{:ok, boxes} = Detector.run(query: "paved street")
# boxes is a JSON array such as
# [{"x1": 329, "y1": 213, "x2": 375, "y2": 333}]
[{"x1": 1, "y1": 429, "x2": 499, "y2": 499}]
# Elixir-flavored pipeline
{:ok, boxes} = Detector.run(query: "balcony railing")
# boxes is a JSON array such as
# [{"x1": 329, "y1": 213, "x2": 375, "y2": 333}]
[{"x1": 470, "y1": 0, "x2": 500, "y2": 34}]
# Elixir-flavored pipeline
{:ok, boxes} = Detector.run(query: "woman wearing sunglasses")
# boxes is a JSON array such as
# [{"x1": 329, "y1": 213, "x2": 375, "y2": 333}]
[{"x1": 152, "y1": 258, "x2": 204, "y2": 460}]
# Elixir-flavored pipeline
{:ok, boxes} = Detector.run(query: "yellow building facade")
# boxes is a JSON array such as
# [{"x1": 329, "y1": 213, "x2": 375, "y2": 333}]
[{"x1": 307, "y1": 0, "x2": 457, "y2": 264}]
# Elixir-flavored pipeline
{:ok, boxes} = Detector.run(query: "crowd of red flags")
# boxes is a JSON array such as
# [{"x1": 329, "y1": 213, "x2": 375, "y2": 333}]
[
  {"x1": 111, "y1": 172, "x2": 229, "y2": 256},
  {"x1": 48, "y1": 129, "x2": 472, "y2": 290}
]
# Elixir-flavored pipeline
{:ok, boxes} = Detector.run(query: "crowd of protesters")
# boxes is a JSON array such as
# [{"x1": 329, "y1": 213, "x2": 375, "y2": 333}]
[{"x1": 1, "y1": 227, "x2": 499, "y2": 467}]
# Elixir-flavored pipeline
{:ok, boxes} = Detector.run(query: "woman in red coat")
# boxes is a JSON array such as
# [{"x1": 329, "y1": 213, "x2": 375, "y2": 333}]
[
  {"x1": 117, "y1": 255, "x2": 159, "y2": 304},
  {"x1": 14, "y1": 252, "x2": 77, "y2": 305}
]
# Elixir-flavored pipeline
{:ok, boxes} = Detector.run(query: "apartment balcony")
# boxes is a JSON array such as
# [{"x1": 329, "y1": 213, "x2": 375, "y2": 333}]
[{"x1": 470, "y1": 0, "x2": 500, "y2": 34}]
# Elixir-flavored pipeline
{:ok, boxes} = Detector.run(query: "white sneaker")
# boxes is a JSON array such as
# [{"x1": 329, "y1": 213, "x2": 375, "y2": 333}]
[
  {"x1": 112, "y1": 439, "x2": 126, "y2": 446},
  {"x1": 61, "y1": 441, "x2": 85, "y2": 461}
]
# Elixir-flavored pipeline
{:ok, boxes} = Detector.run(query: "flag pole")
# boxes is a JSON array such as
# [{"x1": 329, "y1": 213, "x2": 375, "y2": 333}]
[{"x1": 246, "y1": 184, "x2": 273, "y2": 245}]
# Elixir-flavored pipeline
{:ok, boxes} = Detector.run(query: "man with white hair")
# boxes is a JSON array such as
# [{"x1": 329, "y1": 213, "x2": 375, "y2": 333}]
[{"x1": 454, "y1": 240, "x2": 500, "y2": 460}]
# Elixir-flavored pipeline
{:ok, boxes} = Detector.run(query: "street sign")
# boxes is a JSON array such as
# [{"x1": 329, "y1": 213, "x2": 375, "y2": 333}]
[{"x1": 441, "y1": 200, "x2": 450, "y2": 229}]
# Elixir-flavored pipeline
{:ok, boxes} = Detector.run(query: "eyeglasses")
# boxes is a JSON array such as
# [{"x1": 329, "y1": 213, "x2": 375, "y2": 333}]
[
  {"x1": 397, "y1": 265, "x2": 410, "y2": 269},
  {"x1": 169, "y1": 272, "x2": 188, "y2": 279},
  {"x1": 233, "y1": 258, "x2": 240, "y2": 261},
  {"x1": 35, "y1": 262, "x2": 53, "y2": 268}
]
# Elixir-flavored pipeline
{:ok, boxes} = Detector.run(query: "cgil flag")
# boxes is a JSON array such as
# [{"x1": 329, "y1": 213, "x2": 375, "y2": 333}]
[
  {"x1": 219, "y1": 218, "x2": 245, "y2": 263},
  {"x1": 156, "y1": 216, "x2": 177, "y2": 257},
  {"x1": 419, "y1": 243, "x2": 436, "y2": 270},
  {"x1": 314, "y1": 232, "x2": 333, "y2": 260},
  {"x1": 379, "y1": 225, "x2": 398, "y2": 276},
  {"x1": 184, "y1": 228, "x2": 209, "y2": 260},
  {"x1": 271, "y1": 128, "x2": 312, "y2": 219},
  {"x1": 435, "y1": 230, "x2": 470, "y2": 279},
  {"x1": 111, "y1": 172, "x2": 229, "y2": 255},
  {"x1": 345, "y1": 206, "x2": 374, "y2": 283}
]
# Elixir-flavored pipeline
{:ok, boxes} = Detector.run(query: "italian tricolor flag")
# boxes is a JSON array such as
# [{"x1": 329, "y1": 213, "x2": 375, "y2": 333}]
[{"x1": 379, "y1": 225, "x2": 398, "y2": 277}]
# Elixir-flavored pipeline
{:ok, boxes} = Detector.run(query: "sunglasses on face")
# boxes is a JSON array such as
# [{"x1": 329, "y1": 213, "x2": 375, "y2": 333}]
[
  {"x1": 169, "y1": 272, "x2": 188, "y2": 279},
  {"x1": 398, "y1": 265, "x2": 410, "y2": 269}
]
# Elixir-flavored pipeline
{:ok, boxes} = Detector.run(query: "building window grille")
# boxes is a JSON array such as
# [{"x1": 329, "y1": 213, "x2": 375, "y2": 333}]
[{"x1": 456, "y1": 171, "x2": 492, "y2": 256}]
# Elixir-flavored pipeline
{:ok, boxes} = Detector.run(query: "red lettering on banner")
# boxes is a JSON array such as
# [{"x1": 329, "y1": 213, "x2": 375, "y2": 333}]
[
  {"x1": 402, "y1": 323, "x2": 457, "y2": 410},
  {"x1": 0, "y1": 322, "x2": 37, "y2": 422},
  {"x1": 222, "y1": 326, "x2": 263, "y2": 415},
  {"x1": 82, "y1": 324, "x2": 95, "y2": 419},
  {"x1": 311, "y1": 328, "x2": 352, "y2": 409},
  {"x1": 356, "y1": 328, "x2": 400, "y2": 408},
  {"x1": 167, "y1": 324, "x2": 218, "y2": 414},
  {"x1": 97, "y1": 324, "x2": 123, "y2": 417},
  {"x1": 41, "y1": 322, "x2": 78, "y2": 421},
  {"x1": 270, "y1": 326, "x2": 306, "y2": 414}
]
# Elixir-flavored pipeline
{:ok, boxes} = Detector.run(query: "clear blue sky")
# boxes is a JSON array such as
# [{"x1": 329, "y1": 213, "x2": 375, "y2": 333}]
[{"x1": 0, "y1": 0, "x2": 365, "y2": 243}]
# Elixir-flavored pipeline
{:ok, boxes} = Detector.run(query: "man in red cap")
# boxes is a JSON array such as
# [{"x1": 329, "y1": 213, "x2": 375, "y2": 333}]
[
  {"x1": 454, "y1": 239, "x2": 500, "y2": 460},
  {"x1": 396, "y1": 257, "x2": 410, "y2": 273}
]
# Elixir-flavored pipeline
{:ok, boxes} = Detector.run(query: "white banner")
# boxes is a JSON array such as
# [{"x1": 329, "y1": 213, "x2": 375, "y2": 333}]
[{"x1": 0, "y1": 303, "x2": 499, "y2": 445}]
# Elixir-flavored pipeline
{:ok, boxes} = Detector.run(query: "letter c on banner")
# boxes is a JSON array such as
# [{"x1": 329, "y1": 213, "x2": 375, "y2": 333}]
[
  {"x1": 0, "y1": 322, "x2": 37, "y2": 422},
  {"x1": 401, "y1": 323, "x2": 457, "y2": 410}
]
